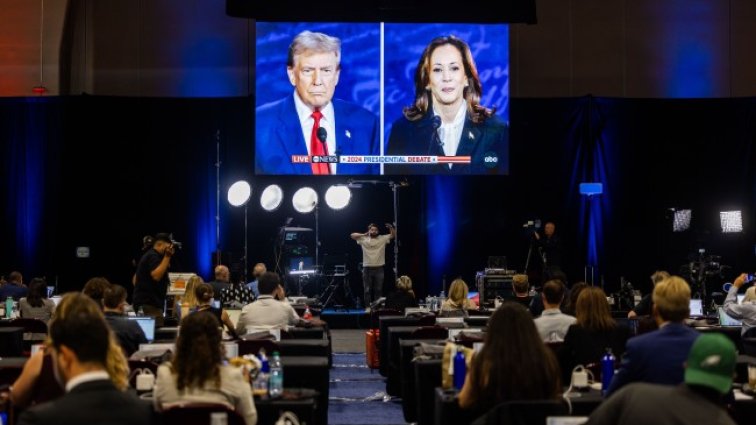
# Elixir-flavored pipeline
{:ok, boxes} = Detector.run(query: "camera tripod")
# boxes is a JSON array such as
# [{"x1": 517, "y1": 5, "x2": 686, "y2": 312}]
[{"x1": 319, "y1": 267, "x2": 353, "y2": 310}]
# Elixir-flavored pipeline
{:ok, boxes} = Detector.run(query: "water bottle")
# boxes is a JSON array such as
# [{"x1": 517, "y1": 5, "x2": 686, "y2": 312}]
[
  {"x1": 303, "y1": 306, "x2": 313, "y2": 320},
  {"x1": 453, "y1": 346, "x2": 466, "y2": 390},
  {"x1": 601, "y1": 348, "x2": 616, "y2": 396},
  {"x1": 440, "y1": 290, "x2": 446, "y2": 301},
  {"x1": 137, "y1": 306, "x2": 144, "y2": 317},
  {"x1": 253, "y1": 358, "x2": 269, "y2": 396},
  {"x1": 5, "y1": 297, "x2": 13, "y2": 319},
  {"x1": 268, "y1": 351, "x2": 284, "y2": 398}
]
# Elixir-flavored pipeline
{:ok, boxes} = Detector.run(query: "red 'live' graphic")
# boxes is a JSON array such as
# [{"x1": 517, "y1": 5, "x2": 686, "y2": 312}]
[{"x1": 291, "y1": 155, "x2": 310, "y2": 163}]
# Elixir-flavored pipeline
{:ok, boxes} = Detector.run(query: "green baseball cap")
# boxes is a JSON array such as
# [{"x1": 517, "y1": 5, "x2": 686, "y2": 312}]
[{"x1": 684, "y1": 333, "x2": 736, "y2": 394}]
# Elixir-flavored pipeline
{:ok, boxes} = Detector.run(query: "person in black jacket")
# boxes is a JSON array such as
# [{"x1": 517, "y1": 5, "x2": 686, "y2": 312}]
[
  {"x1": 18, "y1": 293, "x2": 154, "y2": 425},
  {"x1": 133, "y1": 233, "x2": 175, "y2": 326},
  {"x1": 533, "y1": 221, "x2": 562, "y2": 281},
  {"x1": 384, "y1": 275, "x2": 419, "y2": 313},
  {"x1": 560, "y1": 286, "x2": 631, "y2": 384},
  {"x1": 102, "y1": 285, "x2": 147, "y2": 357}
]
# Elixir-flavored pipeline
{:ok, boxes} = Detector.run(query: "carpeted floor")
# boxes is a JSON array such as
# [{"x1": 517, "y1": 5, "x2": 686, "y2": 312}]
[{"x1": 328, "y1": 353, "x2": 405, "y2": 425}]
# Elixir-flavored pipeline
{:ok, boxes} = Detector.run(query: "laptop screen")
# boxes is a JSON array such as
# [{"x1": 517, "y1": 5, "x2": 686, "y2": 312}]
[
  {"x1": 718, "y1": 307, "x2": 742, "y2": 327},
  {"x1": 689, "y1": 299, "x2": 703, "y2": 317},
  {"x1": 128, "y1": 317, "x2": 156, "y2": 342}
]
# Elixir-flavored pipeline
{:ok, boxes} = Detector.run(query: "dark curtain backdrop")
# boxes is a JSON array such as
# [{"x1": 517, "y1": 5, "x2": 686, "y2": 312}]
[{"x1": 1, "y1": 95, "x2": 754, "y2": 299}]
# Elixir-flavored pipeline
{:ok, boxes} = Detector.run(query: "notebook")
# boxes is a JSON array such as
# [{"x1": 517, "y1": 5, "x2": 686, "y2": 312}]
[
  {"x1": 717, "y1": 307, "x2": 741, "y2": 327},
  {"x1": 128, "y1": 317, "x2": 156, "y2": 342},
  {"x1": 689, "y1": 299, "x2": 703, "y2": 317}
]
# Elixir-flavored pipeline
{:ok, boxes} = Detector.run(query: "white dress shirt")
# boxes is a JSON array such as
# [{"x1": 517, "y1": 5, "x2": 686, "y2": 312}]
[
  {"x1": 293, "y1": 92, "x2": 337, "y2": 173},
  {"x1": 433, "y1": 102, "x2": 467, "y2": 168},
  {"x1": 65, "y1": 370, "x2": 110, "y2": 392}
]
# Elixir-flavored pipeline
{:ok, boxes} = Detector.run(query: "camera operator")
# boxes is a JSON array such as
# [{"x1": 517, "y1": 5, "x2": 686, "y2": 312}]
[
  {"x1": 133, "y1": 233, "x2": 176, "y2": 326},
  {"x1": 533, "y1": 221, "x2": 563, "y2": 281}
]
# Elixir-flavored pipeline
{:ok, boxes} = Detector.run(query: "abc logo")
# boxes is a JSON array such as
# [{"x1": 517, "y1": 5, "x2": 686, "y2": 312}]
[{"x1": 483, "y1": 151, "x2": 498, "y2": 168}]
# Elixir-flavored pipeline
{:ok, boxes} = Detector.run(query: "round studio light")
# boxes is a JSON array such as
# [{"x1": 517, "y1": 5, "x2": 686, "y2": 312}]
[
  {"x1": 325, "y1": 185, "x2": 352, "y2": 210},
  {"x1": 260, "y1": 184, "x2": 284, "y2": 212},
  {"x1": 292, "y1": 187, "x2": 318, "y2": 213},
  {"x1": 227, "y1": 180, "x2": 251, "y2": 207}
]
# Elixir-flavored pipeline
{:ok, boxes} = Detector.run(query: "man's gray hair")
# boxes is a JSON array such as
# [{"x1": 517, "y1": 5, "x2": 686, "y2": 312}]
[{"x1": 287, "y1": 30, "x2": 341, "y2": 68}]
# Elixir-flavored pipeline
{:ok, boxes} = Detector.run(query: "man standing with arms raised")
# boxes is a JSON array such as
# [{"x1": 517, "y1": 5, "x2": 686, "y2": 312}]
[{"x1": 351, "y1": 223, "x2": 395, "y2": 309}]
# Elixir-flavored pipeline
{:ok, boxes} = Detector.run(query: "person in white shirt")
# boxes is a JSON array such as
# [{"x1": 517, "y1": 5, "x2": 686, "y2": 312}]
[
  {"x1": 722, "y1": 273, "x2": 756, "y2": 336},
  {"x1": 534, "y1": 279, "x2": 576, "y2": 342},
  {"x1": 235, "y1": 272, "x2": 323, "y2": 335},
  {"x1": 155, "y1": 311, "x2": 256, "y2": 425},
  {"x1": 351, "y1": 223, "x2": 396, "y2": 307}
]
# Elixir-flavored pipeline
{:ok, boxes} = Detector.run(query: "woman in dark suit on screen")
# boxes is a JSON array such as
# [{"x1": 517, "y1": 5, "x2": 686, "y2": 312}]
[{"x1": 385, "y1": 35, "x2": 509, "y2": 175}]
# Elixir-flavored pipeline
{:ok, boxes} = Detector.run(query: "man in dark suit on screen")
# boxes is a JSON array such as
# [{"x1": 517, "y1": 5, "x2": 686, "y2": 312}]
[
  {"x1": 256, "y1": 30, "x2": 379, "y2": 175},
  {"x1": 18, "y1": 293, "x2": 154, "y2": 425}
]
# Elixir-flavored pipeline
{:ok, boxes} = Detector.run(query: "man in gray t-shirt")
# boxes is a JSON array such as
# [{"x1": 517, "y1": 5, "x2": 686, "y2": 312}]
[{"x1": 351, "y1": 223, "x2": 395, "y2": 307}]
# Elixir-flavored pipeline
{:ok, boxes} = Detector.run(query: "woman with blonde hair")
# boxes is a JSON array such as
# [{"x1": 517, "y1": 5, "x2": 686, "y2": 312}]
[
  {"x1": 175, "y1": 275, "x2": 202, "y2": 319},
  {"x1": 560, "y1": 286, "x2": 630, "y2": 382},
  {"x1": 10, "y1": 292, "x2": 130, "y2": 408},
  {"x1": 440, "y1": 278, "x2": 475, "y2": 316},
  {"x1": 384, "y1": 275, "x2": 418, "y2": 313}
]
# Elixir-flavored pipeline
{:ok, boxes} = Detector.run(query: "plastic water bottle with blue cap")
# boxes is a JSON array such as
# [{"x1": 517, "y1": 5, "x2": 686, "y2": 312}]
[
  {"x1": 601, "y1": 348, "x2": 615, "y2": 396},
  {"x1": 268, "y1": 351, "x2": 283, "y2": 398}
]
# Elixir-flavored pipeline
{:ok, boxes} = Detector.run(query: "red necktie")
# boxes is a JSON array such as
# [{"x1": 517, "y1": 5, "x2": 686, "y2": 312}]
[{"x1": 310, "y1": 110, "x2": 330, "y2": 175}]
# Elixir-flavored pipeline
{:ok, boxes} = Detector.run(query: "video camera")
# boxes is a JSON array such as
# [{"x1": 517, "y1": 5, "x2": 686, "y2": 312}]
[
  {"x1": 522, "y1": 219, "x2": 542, "y2": 230},
  {"x1": 168, "y1": 233, "x2": 183, "y2": 250}
]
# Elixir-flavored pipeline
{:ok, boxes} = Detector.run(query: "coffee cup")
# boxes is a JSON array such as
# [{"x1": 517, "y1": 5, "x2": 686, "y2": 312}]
[{"x1": 748, "y1": 363, "x2": 756, "y2": 388}]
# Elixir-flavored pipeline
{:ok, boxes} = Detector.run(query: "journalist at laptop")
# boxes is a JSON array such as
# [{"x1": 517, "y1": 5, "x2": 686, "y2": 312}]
[
  {"x1": 722, "y1": 273, "x2": 756, "y2": 336},
  {"x1": 103, "y1": 285, "x2": 149, "y2": 357}
]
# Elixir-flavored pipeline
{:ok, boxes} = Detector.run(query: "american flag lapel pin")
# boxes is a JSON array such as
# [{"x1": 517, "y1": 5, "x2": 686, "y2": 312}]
[
  {"x1": 468, "y1": 130, "x2": 474, "y2": 140},
  {"x1": 345, "y1": 129, "x2": 352, "y2": 139}
]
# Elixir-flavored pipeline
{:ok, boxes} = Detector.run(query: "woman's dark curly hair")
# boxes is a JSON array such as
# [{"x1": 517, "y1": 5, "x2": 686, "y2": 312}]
[{"x1": 171, "y1": 310, "x2": 222, "y2": 391}]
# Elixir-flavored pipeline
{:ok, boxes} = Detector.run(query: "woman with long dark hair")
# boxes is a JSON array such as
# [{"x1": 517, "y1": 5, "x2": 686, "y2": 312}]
[
  {"x1": 385, "y1": 35, "x2": 509, "y2": 174},
  {"x1": 154, "y1": 312, "x2": 257, "y2": 425},
  {"x1": 19, "y1": 278, "x2": 55, "y2": 323},
  {"x1": 190, "y1": 282, "x2": 238, "y2": 339},
  {"x1": 458, "y1": 302, "x2": 561, "y2": 414}
]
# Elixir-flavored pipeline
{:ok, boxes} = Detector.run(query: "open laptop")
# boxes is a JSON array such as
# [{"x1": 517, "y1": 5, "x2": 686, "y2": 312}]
[
  {"x1": 689, "y1": 298, "x2": 704, "y2": 317},
  {"x1": 128, "y1": 317, "x2": 156, "y2": 342},
  {"x1": 717, "y1": 307, "x2": 742, "y2": 327}
]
